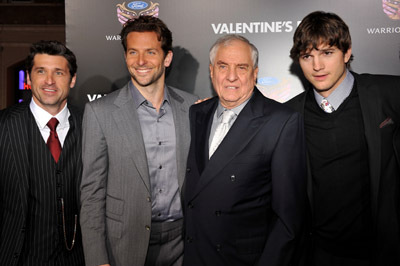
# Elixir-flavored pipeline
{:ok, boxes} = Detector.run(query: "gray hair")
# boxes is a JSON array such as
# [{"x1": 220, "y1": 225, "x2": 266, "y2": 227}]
[{"x1": 209, "y1": 34, "x2": 259, "y2": 68}]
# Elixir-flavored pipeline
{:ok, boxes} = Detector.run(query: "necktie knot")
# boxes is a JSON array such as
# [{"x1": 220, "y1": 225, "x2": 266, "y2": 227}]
[
  {"x1": 47, "y1": 117, "x2": 59, "y2": 131},
  {"x1": 221, "y1": 109, "x2": 235, "y2": 124},
  {"x1": 320, "y1": 99, "x2": 335, "y2": 113}
]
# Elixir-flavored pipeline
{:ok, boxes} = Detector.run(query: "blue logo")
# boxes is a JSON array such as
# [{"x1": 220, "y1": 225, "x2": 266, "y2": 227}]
[
  {"x1": 127, "y1": 1, "x2": 148, "y2": 10},
  {"x1": 258, "y1": 77, "x2": 279, "y2": 85}
]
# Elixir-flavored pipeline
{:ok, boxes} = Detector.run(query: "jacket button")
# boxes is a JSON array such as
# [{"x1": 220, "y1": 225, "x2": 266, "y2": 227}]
[
  {"x1": 230, "y1": 175, "x2": 236, "y2": 181},
  {"x1": 13, "y1": 253, "x2": 20, "y2": 258},
  {"x1": 186, "y1": 236, "x2": 193, "y2": 243},
  {"x1": 216, "y1": 244, "x2": 221, "y2": 252},
  {"x1": 20, "y1": 227, "x2": 26, "y2": 233},
  {"x1": 215, "y1": 211, "x2": 221, "y2": 216},
  {"x1": 186, "y1": 168, "x2": 191, "y2": 173},
  {"x1": 145, "y1": 225, "x2": 150, "y2": 231},
  {"x1": 146, "y1": 197, "x2": 151, "y2": 202},
  {"x1": 188, "y1": 202, "x2": 194, "y2": 209}
]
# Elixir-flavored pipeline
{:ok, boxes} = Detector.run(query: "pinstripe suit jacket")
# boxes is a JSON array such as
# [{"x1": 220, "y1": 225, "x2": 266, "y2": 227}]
[{"x1": 0, "y1": 101, "x2": 85, "y2": 266}]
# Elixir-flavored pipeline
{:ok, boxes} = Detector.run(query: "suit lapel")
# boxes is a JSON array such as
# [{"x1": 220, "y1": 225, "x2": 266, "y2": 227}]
[
  {"x1": 189, "y1": 90, "x2": 268, "y2": 200},
  {"x1": 356, "y1": 75, "x2": 382, "y2": 220},
  {"x1": 112, "y1": 86, "x2": 151, "y2": 191},
  {"x1": 168, "y1": 87, "x2": 190, "y2": 190},
  {"x1": 295, "y1": 89, "x2": 314, "y2": 214}
]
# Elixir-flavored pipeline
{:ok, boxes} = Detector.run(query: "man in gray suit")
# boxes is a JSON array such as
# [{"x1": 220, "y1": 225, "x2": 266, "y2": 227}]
[{"x1": 80, "y1": 16, "x2": 198, "y2": 266}]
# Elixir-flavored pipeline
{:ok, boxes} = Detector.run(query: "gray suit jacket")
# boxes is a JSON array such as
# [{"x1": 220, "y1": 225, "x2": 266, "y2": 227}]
[{"x1": 80, "y1": 83, "x2": 198, "y2": 266}]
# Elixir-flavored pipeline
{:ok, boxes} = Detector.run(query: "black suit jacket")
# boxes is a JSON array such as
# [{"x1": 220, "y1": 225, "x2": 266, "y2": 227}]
[
  {"x1": 183, "y1": 89, "x2": 307, "y2": 266},
  {"x1": 0, "y1": 101, "x2": 84, "y2": 266},
  {"x1": 285, "y1": 72, "x2": 400, "y2": 265}
]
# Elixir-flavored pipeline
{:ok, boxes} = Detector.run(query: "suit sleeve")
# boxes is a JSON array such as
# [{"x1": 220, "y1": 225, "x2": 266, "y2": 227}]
[
  {"x1": 257, "y1": 112, "x2": 307, "y2": 266},
  {"x1": 80, "y1": 102, "x2": 110, "y2": 266}
]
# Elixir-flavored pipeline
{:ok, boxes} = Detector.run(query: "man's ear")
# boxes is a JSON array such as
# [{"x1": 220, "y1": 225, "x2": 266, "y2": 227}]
[
  {"x1": 209, "y1": 64, "x2": 214, "y2": 80},
  {"x1": 27, "y1": 71, "x2": 32, "y2": 86},
  {"x1": 164, "y1": 50, "x2": 173, "y2": 67},
  {"x1": 70, "y1": 74, "x2": 77, "y2": 88},
  {"x1": 344, "y1": 47, "x2": 352, "y2": 64}
]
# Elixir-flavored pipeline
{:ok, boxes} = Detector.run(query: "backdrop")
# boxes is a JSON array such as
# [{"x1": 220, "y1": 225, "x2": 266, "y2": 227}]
[{"x1": 66, "y1": 0, "x2": 400, "y2": 109}]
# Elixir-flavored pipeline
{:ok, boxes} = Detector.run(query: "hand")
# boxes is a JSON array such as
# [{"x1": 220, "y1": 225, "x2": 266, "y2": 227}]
[
  {"x1": 195, "y1": 97, "x2": 210, "y2": 104},
  {"x1": 99, "y1": 264, "x2": 111, "y2": 266}
]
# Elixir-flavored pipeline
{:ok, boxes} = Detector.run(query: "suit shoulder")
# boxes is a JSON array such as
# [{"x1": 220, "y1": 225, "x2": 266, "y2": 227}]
[
  {"x1": 283, "y1": 91, "x2": 306, "y2": 113},
  {"x1": 354, "y1": 72, "x2": 400, "y2": 90},
  {"x1": 168, "y1": 86, "x2": 199, "y2": 103}
]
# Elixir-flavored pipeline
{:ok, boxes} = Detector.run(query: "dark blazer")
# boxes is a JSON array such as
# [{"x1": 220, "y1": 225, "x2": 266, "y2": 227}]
[
  {"x1": 183, "y1": 88, "x2": 307, "y2": 266},
  {"x1": 285, "y1": 72, "x2": 400, "y2": 265},
  {"x1": 0, "y1": 101, "x2": 84, "y2": 266}
]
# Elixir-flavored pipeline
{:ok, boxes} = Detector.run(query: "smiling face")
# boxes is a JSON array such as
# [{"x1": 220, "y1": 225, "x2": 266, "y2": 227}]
[
  {"x1": 299, "y1": 43, "x2": 352, "y2": 98},
  {"x1": 28, "y1": 54, "x2": 76, "y2": 115},
  {"x1": 210, "y1": 40, "x2": 258, "y2": 109},
  {"x1": 125, "y1": 31, "x2": 172, "y2": 92}
]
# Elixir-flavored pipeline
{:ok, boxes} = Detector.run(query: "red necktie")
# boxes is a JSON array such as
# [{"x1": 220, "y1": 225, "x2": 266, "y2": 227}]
[{"x1": 47, "y1": 118, "x2": 62, "y2": 163}]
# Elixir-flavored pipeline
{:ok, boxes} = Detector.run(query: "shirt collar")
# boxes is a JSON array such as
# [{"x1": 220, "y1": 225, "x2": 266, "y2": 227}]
[
  {"x1": 216, "y1": 94, "x2": 251, "y2": 119},
  {"x1": 29, "y1": 99, "x2": 70, "y2": 129},
  {"x1": 313, "y1": 69, "x2": 354, "y2": 110},
  {"x1": 129, "y1": 81, "x2": 169, "y2": 109}
]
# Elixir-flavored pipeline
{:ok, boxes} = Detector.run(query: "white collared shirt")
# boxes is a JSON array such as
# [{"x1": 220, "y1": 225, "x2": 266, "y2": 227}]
[{"x1": 29, "y1": 99, "x2": 70, "y2": 147}]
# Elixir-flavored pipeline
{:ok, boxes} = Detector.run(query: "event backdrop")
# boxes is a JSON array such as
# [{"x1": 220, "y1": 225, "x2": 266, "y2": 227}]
[{"x1": 66, "y1": 0, "x2": 400, "y2": 109}]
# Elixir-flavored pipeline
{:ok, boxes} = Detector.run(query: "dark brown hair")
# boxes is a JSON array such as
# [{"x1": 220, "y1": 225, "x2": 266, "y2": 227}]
[
  {"x1": 120, "y1": 15, "x2": 172, "y2": 56},
  {"x1": 290, "y1": 11, "x2": 353, "y2": 64},
  {"x1": 26, "y1": 40, "x2": 77, "y2": 78}
]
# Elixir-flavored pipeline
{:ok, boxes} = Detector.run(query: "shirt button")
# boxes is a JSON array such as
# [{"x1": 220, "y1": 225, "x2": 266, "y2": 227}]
[
  {"x1": 230, "y1": 175, "x2": 236, "y2": 181},
  {"x1": 145, "y1": 225, "x2": 150, "y2": 231},
  {"x1": 146, "y1": 197, "x2": 151, "y2": 202}
]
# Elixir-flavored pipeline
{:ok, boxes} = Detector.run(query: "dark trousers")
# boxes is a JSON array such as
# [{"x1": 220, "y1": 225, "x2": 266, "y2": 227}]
[
  {"x1": 312, "y1": 246, "x2": 371, "y2": 266},
  {"x1": 144, "y1": 219, "x2": 184, "y2": 266}
]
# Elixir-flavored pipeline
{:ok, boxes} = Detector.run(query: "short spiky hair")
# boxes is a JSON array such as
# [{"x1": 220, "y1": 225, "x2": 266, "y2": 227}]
[
  {"x1": 290, "y1": 11, "x2": 353, "y2": 64},
  {"x1": 120, "y1": 15, "x2": 172, "y2": 56},
  {"x1": 25, "y1": 40, "x2": 77, "y2": 77}
]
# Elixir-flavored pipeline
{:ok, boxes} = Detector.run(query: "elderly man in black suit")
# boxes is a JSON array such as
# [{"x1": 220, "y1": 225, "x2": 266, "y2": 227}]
[{"x1": 183, "y1": 34, "x2": 307, "y2": 266}]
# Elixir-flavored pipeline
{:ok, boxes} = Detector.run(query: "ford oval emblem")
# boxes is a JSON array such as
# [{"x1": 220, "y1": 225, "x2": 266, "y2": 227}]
[
  {"x1": 127, "y1": 1, "x2": 148, "y2": 10},
  {"x1": 258, "y1": 77, "x2": 279, "y2": 85}
]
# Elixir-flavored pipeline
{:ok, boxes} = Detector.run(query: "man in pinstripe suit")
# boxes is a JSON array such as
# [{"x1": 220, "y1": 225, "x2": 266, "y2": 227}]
[{"x1": 0, "y1": 41, "x2": 85, "y2": 266}]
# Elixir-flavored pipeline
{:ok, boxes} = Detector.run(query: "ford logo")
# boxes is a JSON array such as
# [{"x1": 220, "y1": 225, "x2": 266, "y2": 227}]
[
  {"x1": 258, "y1": 77, "x2": 279, "y2": 85},
  {"x1": 127, "y1": 1, "x2": 148, "y2": 10}
]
